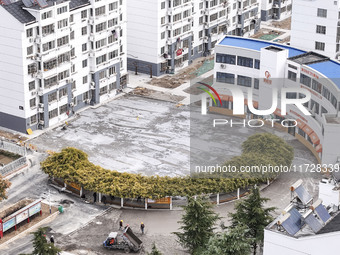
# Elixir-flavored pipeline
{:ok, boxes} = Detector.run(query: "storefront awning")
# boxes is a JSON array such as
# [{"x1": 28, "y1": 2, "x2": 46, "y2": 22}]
[
  {"x1": 302, "y1": 124, "x2": 314, "y2": 136},
  {"x1": 309, "y1": 132, "x2": 320, "y2": 145},
  {"x1": 315, "y1": 144, "x2": 322, "y2": 153}
]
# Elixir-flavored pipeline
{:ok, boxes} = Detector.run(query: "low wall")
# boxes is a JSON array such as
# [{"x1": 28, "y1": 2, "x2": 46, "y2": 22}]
[
  {"x1": 0, "y1": 157, "x2": 27, "y2": 177},
  {"x1": 295, "y1": 134, "x2": 321, "y2": 164}
]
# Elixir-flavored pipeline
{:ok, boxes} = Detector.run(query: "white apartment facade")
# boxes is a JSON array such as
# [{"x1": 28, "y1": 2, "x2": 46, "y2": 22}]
[
  {"x1": 291, "y1": 0, "x2": 340, "y2": 60},
  {"x1": 0, "y1": 0, "x2": 127, "y2": 133},
  {"x1": 211, "y1": 36, "x2": 340, "y2": 165},
  {"x1": 261, "y1": 0, "x2": 292, "y2": 21},
  {"x1": 126, "y1": 0, "x2": 261, "y2": 77}
]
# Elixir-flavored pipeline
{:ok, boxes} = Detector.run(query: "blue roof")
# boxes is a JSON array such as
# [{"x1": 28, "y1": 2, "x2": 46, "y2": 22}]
[
  {"x1": 308, "y1": 61, "x2": 340, "y2": 89},
  {"x1": 219, "y1": 37, "x2": 306, "y2": 58},
  {"x1": 219, "y1": 36, "x2": 340, "y2": 89}
]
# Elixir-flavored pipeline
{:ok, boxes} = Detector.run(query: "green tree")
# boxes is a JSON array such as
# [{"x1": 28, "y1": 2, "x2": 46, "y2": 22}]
[
  {"x1": 173, "y1": 196, "x2": 220, "y2": 254},
  {"x1": 199, "y1": 225, "x2": 253, "y2": 255},
  {"x1": 148, "y1": 242, "x2": 162, "y2": 255},
  {"x1": 0, "y1": 175, "x2": 11, "y2": 201},
  {"x1": 241, "y1": 133, "x2": 294, "y2": 167},
  {"x1": 31, "y1": 227, "x2": 61, "y2": 255},
  {"x1": 229, "y1": 187, "x2": 275, "y2": 255}
]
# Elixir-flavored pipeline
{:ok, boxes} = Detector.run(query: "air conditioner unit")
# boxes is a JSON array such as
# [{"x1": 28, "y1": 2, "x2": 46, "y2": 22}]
[
  {"x1": 31, "y1": 91, "x2": 37, "y2": 96},
  {"x1": 38, "y1": 103, "x2": 44, "y2": 108},
  {"x1": 85, "y1": 99, "x2": 91, "y2": 104},
  {"x1": 220, "y1": 64, "x2": 226, "y2": 69},
  {"x1": 39, "y1": 120, "x2": 45, "y2": 125},
  {"x1": 89, "y1": 52, "x2": 95, "y2": 57},
  {"x1": 34, "y1": 38, "x2": 41, "y2": 44},
  {"x1": 88, "y1": 19, "x2": 94, "y2": 25},
  {"x1": 70, "y1": 102, "x2": 74, "y2": 107},
  {"x1": 29, "y1": 38, "x2": 34, "y2": 43},
  {"x1": 90, "y1": 82, "x2": 95, "y2": 89}
]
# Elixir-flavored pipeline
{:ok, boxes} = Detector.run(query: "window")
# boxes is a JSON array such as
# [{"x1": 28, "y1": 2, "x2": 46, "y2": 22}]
[
  {"x1": 100, "y1": 86, "x2": 108, "y2": 95},
  {"x1": 30, "y1": 98, "x2": 36, "y2": 108},
  {"x1": 237, "y1": 75, "x2": 252, "y2": 87},
  {"x1": 41, "y1": 11, "x2": 52, "y2": 20},
  {"x1": 42, "y1": 24, "x2": 54, "y2": 35},
  {"x1": 43, "y1": 58, "x2": 57, "y2": 71},
  {"x1": 237, "y1": 56, "x2": 253, "y2": 68},
  {"x1": 310, "y1": 100, "x2": 320, "y2": 114},
  {"x1": 161, "y1": 1, "x2": 165, "y2": 9},
  {"x1": 59, "y1": 104, "x2": 68, "y2": 115},
  {"x1": 49, "y1": 109, "x2": 58, "y2": 119},
  {"x1": 331, "y1": 94, "x2": 338, "y2": 108},
  {"x1": 59, "y1": 87, "x2": 68, "y2": 99},
  {"x1": 315, "y1": 41, "x2": 325, "y2": 51},
  {"x1": 82, "y1": 43, "x2": 87, "y2": 52},
  {"x1": 317, "y1": 8, "x2": 327, "y2": 18},
  {"x1": 286, "y1": 93, "x2": 297, "y2": 99},
  {"x1": 28, "y1": 64, "x2": 37, "y2": 74},
  {"x1": 216, "y1": 72, "x2": 235, "y2": 84},
  {"x1": 57, "y1": 19, "x2": 68, "y2": 29},
  {"x1": 27, "y1": 46, "x2": 33, "y2": 55},
  {"x1": 95, "y1": 6, "x2": 106, "y2": 16},
  {"x1": 288, "y1": 64, "x2": 297, "y2": 70},
  {"x1": 321, "y1": 106, "x2": 328, "y2": 115},
  {"x1": 210, "y1": 13, "x2": 218, "y2": 22},
  {"x1": 173, "y1": 28, "x2": 181, "y2": 36},
  {"x1": 30, "y1": 115, "x2": 37, "y2": 125},
  {"x1": 48, "y1": 92, "x2": 57, "y2": 103},
  {"x1": 83, "y1": 76, "x2": 88, "y2": 84},
  {"x1": 57, "y1": 70, "x2": 69, "y2": 81},
  {"x1": 96, "y1": 54, "x2": 107, "y2": 65},
  {"x1": 300, "y1": 74, "x2": 311, "y2": 87},
  {"x1": 288, "y1": 71, "x2": 297, "y2": 82},
  {"x1": 183, "y1": 24, "x2": 191, "y2": 33},
  {"x1": 99, "y1": 70, "x2": 106, "y2": 80},
  {"x1": 254, "y1": 59, "x2": 260, "y2": 69},
  {"x1": 83, "y1": 91, "x2": 90, "y2": 100},
  {"x1": 108, "y1": 18, "x2": 118, "y2": 27},
  {"x1": 109, "y1": 66, "x2": 116, "y2": 75},
  {"x1": 29, "y1": 81, "x2": 35, "y2": 91},
  {"x1": 254, "y1": 78, "x2": 259, "y2": 89},
  {"x1": 82, "y1": 59, "x2": 87, "y2": 68},
  {"x1": 96, "y1": 22, "x2": 107, "y2": 32},
  {"x1": 96, "y1": 38, "x2": 107, "y2": 49},
  {"x1": 57, "y1": 6, "x2": 67, "y2": 14},
  {"x1": 26, "y1": 28, "x2": 33, "y2": 37},
  {"x1": 81, "y1": 10, "x2": 87, "y2": 19},
  {"x1": 312, "y1": 80, "x2": 322, "y2": 94},
  {"x1": 70, "y1": 31, "x2": 74, "y2": 40},
  {"x1": 72, "y1": 81, "x2": 76, "y2": 90},
  {"x1": 108, "y1": 50, "x2": 118, "y2": 59},
  {"x1": 173, "y1": 0, "x2": 181, "y2": 7},
  {"x1": 57, "y1": 36, "x2": 69, "y2": 47},
  {"x1": 161, "y1": 32, "x2": 165, "y2": 39},
  {"x1": 216, "y1": 54, "x2": 236, "y2": 64},
  {"x1": 109, "y1": 1, "x2": 118, "y2": 11},
  {"x1": 322, "y1": 87, "x2": 331, "y2": 100},
  {"x1": 44, "y1": 76, "x2": 58, "y2": 88},
  {"x1": 81, "y1": 26, "x2": 87, "y2": 35},
  {"x1": 316, "y1": 25, "x2": 326, "y2": 34},
  {"x1": 108, "y1": 34, "x2": 117, "y2": 44},
  {"x1": 161, "y1": 17, "x2": 165, "y2": 25}
]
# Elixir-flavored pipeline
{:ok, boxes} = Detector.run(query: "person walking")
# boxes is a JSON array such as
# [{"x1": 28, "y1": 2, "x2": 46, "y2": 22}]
[
  {"x1": 140, "y1": 222, "x2": 145, "y2": 235},
  {"x1": 50, "y1": 235, "x2": 55, "y2": 244},
  {"x1": 119, "y1": 220, "x2": 123, "y2": 230}
]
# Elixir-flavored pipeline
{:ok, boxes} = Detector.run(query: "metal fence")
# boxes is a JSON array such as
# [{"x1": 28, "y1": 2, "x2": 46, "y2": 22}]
[
  {"x1": 0, "y1": 157, "x2": 27, "y2": 176},
  {"x1": 0, "y1": 140, "x2": 26, "y2": 156}
]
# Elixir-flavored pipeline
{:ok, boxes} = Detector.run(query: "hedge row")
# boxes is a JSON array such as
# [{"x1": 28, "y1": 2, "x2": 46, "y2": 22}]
[{"x1": 41, "y1": 133, "x2": 294, "y2": 199}]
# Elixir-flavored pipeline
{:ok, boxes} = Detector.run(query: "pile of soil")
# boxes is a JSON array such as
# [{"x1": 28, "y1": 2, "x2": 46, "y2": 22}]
[
  {"x1": 0, "y1": 130, "x2": 27, "y2": 143},
  {"x1": 272, "y1": 17, "x2": 291, "y2": 30},
  {"x1": 148, "y1": 56, "x2": 214, "y2": 89},
  {"x1": 130, "y1": 87, "x2": 185, "y2": 103}
]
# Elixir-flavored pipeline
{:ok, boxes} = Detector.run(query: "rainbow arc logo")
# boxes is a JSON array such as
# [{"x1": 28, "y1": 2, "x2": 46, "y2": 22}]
[{"x1": 198, "y1": 82, "x2": 222, "y2": 106}]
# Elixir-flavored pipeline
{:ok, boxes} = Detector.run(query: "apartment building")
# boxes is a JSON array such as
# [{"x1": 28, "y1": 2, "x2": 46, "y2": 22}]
[
  {"x1": 0, "y1": 0, "x2": 127, "y2": 133},
  {"x1": 126, "y1": 0, "x2": 261, "y2": 77},
  {"x1": 261, "y1": 0, "x2": 292, "y2": 21},
  {"x1": 211, "y1": 36, "x2": 340, "y2": 165},
  {"x1": 291, "y1": 0, "x2": 340, "y2": 60}
]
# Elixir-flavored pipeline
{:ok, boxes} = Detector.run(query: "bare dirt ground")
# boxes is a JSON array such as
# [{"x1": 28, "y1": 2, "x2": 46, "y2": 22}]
[
  {"x1": 148, "y1": 56, "x2": 214, "y2": 89},
  {"x1": 0, "y1": 129, "x2": 27, "y2": 142},
  {"x1": 130, "y1": 87, "x2": 185, "y2": 103},
  {"x1": 251, "y1": 28, "x2": 283, "y2": 39},
  {"x1": 272, "y1": 17, "x2": 291, "y2": 30},
  {"x1": 0, "y1": 150, "x2": 20, "y2": 165}
]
